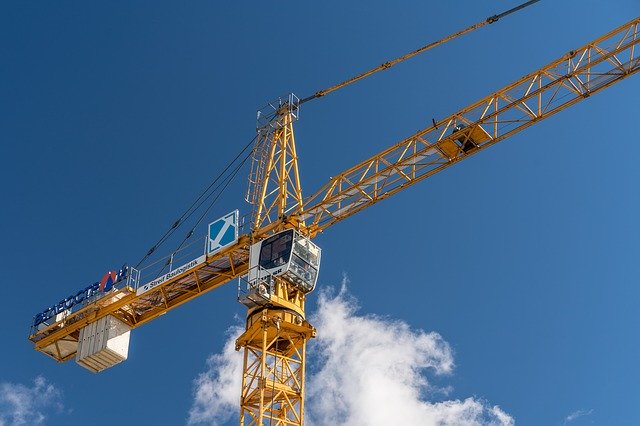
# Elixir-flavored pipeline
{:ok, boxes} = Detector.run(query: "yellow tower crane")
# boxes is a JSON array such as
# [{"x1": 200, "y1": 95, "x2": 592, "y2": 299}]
[{"x1": 28, "y1": 7, "x2": 639, "y2": 426}]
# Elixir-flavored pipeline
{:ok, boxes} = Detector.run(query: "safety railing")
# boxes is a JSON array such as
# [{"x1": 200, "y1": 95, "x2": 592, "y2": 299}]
[{"x1": 238, "y1": 265, "x2": 275, "y2": 308}]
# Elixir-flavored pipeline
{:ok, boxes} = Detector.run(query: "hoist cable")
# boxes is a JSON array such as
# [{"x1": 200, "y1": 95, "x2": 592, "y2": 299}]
[
  {"x1": 134, "y1": 134, "x2": 257, "y2": 269},
  {"x1": 153, "y1": 147, "x2": 253, "y2": 277}
]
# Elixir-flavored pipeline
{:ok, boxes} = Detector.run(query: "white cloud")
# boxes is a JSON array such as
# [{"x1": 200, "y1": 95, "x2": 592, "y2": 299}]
[
  {"x1": 306, "y1": 283, "x2": 512, "y2": 426},
  {"x1": 188, "y1": 324, "x2": 244, "y2": 426},
  {"x1": 188, "y1": 281, "x2": 514, "y2": 426},
  {"x1": 0, "y1": 376, "x2": 63, "y2": 426},
  {"x1": 564, "y1": 409, "x2": 593, "y2": 424}
]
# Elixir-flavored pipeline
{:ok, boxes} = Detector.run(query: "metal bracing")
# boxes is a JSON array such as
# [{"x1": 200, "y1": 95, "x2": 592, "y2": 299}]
[
  {"x1": 247, "y1": 95, "x2": 304, "y2": 234},
  {"x1": 29, "y1": 22, "x2": 640, "y2": 426},
  {"x1": 31, "y1": 16, "x2": 640, "y2": 365},
  {"x1": 296, "y1": 17, "x2": 640, "y2": 235},
  {"x1": 237, "y1": 308, "x2": 314, "y2": 426},
  {"x1": 29, "y1": 238, "x2": 251, "y2": 361}
]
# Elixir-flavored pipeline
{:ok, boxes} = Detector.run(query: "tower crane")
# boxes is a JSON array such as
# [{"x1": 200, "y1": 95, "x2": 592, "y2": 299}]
[{"x1": 28, "y1": 4, "x2": 639, "y2": 425}]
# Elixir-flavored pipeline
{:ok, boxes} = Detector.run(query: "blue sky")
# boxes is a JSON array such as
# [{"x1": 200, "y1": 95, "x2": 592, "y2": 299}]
[{"x1": 1, "y1": 1, "x2": 639, "y2": 425}]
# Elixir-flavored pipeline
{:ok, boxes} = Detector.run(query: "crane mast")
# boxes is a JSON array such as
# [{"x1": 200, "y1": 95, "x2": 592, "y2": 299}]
[
  {"x1": 27, "y1": 13, "x2": 639, "y2": 426},
  {"x1": 236, "y1": 16, "x2": 640, "y2": 425},
  {"x1": 247, "y1": 95, "x2": 305, "y2": 233},
  {"x1": 238, "y1": 95, "x2": 315, "y2": 425}
]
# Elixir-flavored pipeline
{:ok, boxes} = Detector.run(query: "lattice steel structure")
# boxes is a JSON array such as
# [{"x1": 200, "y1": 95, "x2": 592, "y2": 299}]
[
  {"x1": 237, "y1": 306, "x2": 315, "y2": 425},
  {"x1": 247, "y1": 94, "x2": 304, "y2": 234},
  {"x1": 28, "y1": 16, "x2": 640, "y2": 426},
  {"x1": 297, "y1": 18, "x2": 640, "y2": 234}
]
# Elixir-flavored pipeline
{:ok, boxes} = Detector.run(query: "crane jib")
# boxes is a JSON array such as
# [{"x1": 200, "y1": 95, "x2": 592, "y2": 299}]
[
  {"x1": 296, "y1": 17, "x2": 640, "y2": 232},
  {"x1": 136, "y1": 255, "x2": 206, "y2": 296},
  {"x1": 26, "y1": 20, "x2": 640, "y2": 413}
]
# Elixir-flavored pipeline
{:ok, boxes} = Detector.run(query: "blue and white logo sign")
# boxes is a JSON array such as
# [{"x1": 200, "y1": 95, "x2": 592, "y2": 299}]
[{"x1": 208, "y1": 210, "x2": 239, "y2": 255}]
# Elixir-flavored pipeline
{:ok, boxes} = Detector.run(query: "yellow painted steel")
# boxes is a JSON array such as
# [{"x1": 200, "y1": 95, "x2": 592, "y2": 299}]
[
  {"x1": 237, "y1": 305, "x2": 314, "y2": 426},
  {"x1": 28, "y1": 15, "x2": 640, "y2": 426},
  {"x1": 29, "y1": 237, "x2": 251, "y2": 361},
  {"x1": 296, "y1": 17, "x2": 640, "y2": 236},
  {"x1": 247, "y1": 101, "x2": 304, "y2": 234},
  {"x1": 238, "y1": 102, "x2": 312, "y2": 424}
]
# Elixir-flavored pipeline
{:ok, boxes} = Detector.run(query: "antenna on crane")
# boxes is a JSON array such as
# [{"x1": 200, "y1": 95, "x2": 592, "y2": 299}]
[{"x1": 299, "y1": 0, "x2": 542, "y2": 104}]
